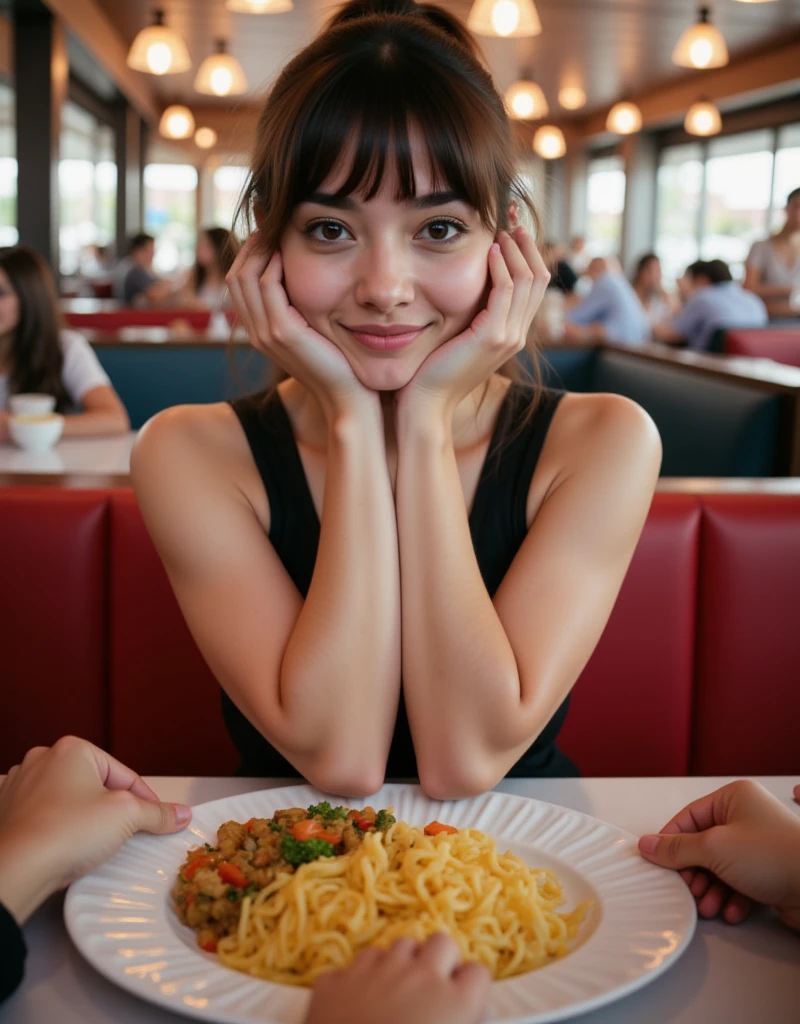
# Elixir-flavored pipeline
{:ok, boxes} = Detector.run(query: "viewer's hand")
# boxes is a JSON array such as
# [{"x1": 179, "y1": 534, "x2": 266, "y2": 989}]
[
  {"x1": 226, "y1": 233, "x2": 375, "y2": 420},
  {"x1": 397, "y1": 227, "x2": 549, "y2": 418},
  {"x1": 304, "y1": 934, "x2": 491, "y2": 1024},
  {"x1": 0, "y1": 411, "x2": 10, "y2": 443},
  {"x1": 638, "y1": 780, "x2": 800, "y2": 930},
  {"x1": 0, "y1": 736, "x2": 192, "y2": 925}
]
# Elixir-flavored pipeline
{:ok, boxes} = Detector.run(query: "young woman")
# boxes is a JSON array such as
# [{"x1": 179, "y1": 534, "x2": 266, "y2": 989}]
[
  {"x1": 631, "y1": 252, "x2": 676, "y2": 331},
  {"x1": 745, "y1": 187, "x2": 800, "y2": 319},
  {"x1": 132, "y1": 0, "x2": 662, "y2": 798},
  {"x1": 0, "y1": 245, "x2": 129, "y2": 440},
  {"x1": 177, "y1": 227, "x2": 239, "y2": 309}
]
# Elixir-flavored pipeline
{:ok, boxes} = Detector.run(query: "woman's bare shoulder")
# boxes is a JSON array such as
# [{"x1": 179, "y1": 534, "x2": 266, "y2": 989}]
[{"x1": 131, "y1": 402, "x2": 270, "y2": 531}]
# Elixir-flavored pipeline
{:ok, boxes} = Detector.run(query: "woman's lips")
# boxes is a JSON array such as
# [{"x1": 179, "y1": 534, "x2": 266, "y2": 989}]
[{"x1": 344, "y1": 325, "x2": 429, "y2": 352}]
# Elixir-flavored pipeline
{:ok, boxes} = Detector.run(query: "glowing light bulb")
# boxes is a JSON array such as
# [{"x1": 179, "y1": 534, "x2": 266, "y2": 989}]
[
  {"x1": 146, "y1": 41, "x2": 173, "y2": 75},
  {"x1": 491, "y1": 0, "x2": 520, "y2": 36},
  {"x1": 210, "y1": 66, "x2": 234, "y2": 96},
  {"x1": 689, "y1": 37, "x2": 714, "y2": 68}
]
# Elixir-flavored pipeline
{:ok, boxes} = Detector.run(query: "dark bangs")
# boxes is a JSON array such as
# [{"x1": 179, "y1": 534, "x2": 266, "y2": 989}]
[{"x1": 241, "y1": 14, "x2": 535, "y2": 248}]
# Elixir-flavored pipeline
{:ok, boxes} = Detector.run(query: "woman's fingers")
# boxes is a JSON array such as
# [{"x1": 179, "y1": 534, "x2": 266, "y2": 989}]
[
  {"x1": 497, "y1": 230, "x2": 534, "y2": 344},
  {"x1": 85, "y1": 742, "x2": 160, "y2": 802},
  {"x1": 415, "y1": 933, "x2": 463, "y2": 976},
  {"x1": 226, "y1": 232, "x2": 272, "y2": 348},
  {"x1": 514, "y1": 226, "x2": 551, "y2": 324}
]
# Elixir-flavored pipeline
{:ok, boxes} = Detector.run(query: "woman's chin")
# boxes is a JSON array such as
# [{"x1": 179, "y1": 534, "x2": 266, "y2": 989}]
[{"x1": 350, "y1": 355, "x2": 422, "y2": 393}]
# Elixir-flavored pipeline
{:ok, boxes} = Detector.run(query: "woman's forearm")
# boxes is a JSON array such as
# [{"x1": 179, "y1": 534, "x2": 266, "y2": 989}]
[
  {"x1": 61, "y1": 409, "x2": 130, "y2": 436},
  {"x1": 280, "y1": 401, "x2": 401, "y2": 790},
  {"x1": 395, "y1": 404, "x2": 522, "y2": 798}
]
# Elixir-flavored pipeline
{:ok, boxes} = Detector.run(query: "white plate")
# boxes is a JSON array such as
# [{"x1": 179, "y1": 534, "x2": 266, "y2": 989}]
[{"x1": 65, "y1": 784, "x2": 696, "y2": 1024}]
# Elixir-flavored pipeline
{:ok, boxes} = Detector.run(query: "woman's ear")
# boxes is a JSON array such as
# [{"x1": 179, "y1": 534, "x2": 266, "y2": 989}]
[{"x1": 507, "y1": 199, "x2": 520, "y2": 230}]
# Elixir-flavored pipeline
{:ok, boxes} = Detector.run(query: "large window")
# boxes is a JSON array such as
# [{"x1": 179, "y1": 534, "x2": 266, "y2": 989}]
[
  {"x1": 655, "y1": 124, "x2": 800, "y2": 283},
  {"x1": 212, "y1": 164, "x2": 249, "y2": 234},
  {"x1": 654, "y1": 143, "x2": 703, "y2": 285},
  {"x1": 59, "y1": 100, "x2": 117, "y2": 277},
  {"x1": 144, "y1": 163, "x2": 198, "y2": 274},
  {"x1": 0, "y1": 82, "x2": 17, "y2": 246},
  {"x1": 585, "y1": 154, "x2": 626, "y2": 258}
]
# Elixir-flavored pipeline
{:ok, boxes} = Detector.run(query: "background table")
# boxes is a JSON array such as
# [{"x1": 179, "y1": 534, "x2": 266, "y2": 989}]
[
  {"x1": 0, "y1": 433, "x2": 136, "y2": 487},
  {"x1": 2, "y1": 776, "x2": 798, "y2": 1024}
]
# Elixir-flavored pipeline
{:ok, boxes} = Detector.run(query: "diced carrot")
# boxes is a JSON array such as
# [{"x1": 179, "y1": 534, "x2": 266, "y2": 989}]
[
  {"x1": 424, "y1": 821, "x2": 458, "y2": 836},
  {"x1": 183, "y1": 853, "x2": 215, "y2": 881},
  {"x1": 218, "y1": 862, "x2": 249, "y2": 888},
  {"x1": 243, "y1": 818, "x2": 255, "y2": 833},
  {"x1": 200, "y1": 939, "x2": 217, "y2": 953},
  {"x1": 290, "y1": 819, "x2": 343, "y2": 844}
]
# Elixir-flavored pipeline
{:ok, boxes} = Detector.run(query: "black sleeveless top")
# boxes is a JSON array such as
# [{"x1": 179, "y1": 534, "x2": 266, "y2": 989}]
[{"x1": 225, "y1": 383, "x2": 578, "y2": 779}]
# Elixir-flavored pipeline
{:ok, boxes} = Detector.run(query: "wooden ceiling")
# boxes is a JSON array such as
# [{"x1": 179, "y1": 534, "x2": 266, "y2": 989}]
[{"x1": 92, "y1": 0, "x2": 800, "y2": 119}]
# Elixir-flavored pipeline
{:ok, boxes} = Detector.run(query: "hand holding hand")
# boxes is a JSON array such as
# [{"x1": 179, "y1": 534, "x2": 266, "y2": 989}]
[
  {"x1": 226, "y1": 233, "x2": 376, "y2": 420},
  {"x1": 638, "y1": 780, "x2": 800, "y2": 929},
  {"x1": 0, "y1": 736, "x2": 192, "y2": 924},
  {"x1": 304, "y1": 934, "x2": 491, "y2": 1024},
  {"x1": 397, "y1": 226, "x2": 549, "y2": 419}
]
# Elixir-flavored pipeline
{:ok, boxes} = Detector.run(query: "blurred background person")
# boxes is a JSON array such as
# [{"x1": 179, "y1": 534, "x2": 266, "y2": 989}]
[
  {"x1": 173, "y1": 227, "x2": 239, "y2": 310},
  {"x1": 631, "y1": 253, "x2": 676, "y2": 334},
  {"x1": 563, "y1": 256, "x2": 649, "y2": 345},
  {"x1": 112, "y1": 233, "x2": 173, "y2": 307},
  {"x1": 566, "y1": 235, "x2": 590, "y2": 276},
  {"x1": 0, "y1": 245, "x2": 129, "y2": 441},
  {"x1": 654, "y1": 259, "x2": 767, "y2": 352},
  {"x1": 745, "y1": 187, "x2": 800, "y2": 318}
]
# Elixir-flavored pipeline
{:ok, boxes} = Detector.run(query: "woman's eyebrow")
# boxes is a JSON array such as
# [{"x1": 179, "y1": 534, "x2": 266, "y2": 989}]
[{"x1": 301, "y1": 189, "x2": 467, "y2": 210}]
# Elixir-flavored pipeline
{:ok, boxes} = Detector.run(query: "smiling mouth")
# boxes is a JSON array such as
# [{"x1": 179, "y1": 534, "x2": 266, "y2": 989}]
[{"x1": 343, "y1": 324, "x2": 431, "y2": 352}]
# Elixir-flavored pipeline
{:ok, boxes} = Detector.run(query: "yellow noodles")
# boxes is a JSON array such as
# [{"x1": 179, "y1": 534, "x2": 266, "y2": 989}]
[{"x1": 217, "y1": 822, "x2": 585, "y2": 986}]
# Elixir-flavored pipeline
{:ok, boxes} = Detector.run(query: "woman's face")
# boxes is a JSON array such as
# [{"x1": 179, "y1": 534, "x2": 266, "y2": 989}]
[
  {"x1": 0, "y1": 267, "x2": 20, "y2": 338},
  {"x1": 641, "y1": 258, "x2": 661, "y2": 291},
  {"x1": 279, "y1": 138, "x2": 496, "y2": 391},
  {"x1": 196, "y1": 233, "x2": 217, "y2": 268}
]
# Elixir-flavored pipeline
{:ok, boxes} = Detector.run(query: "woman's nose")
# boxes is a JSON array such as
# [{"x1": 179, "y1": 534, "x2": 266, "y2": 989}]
[{"x1": 353, "y1": 247, "x2": 414, "y2": 311}]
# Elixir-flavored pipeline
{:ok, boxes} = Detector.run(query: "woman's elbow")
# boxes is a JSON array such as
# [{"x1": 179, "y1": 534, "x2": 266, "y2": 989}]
[
  {"x1": 305, "y1": 756, "x2": 386, "y2": 800},
  {"x1": 418, "y1": 758, "x2": 501, "y2": 802}
]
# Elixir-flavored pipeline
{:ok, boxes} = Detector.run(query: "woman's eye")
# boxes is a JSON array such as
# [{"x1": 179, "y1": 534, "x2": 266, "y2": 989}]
[
  {"x1": 418, "y1": 219, "x2": 465, "y2": 243},
  {"x1": 307, "y1": 221, "x2": 352, "y2": 243}
]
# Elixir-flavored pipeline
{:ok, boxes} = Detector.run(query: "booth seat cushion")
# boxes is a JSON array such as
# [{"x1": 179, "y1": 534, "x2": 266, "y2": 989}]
[
  {"x1": 724, "y1": 328, "x2": 800, "y2": 369},
  {"x1": 65, "y1": 310, "x2": 214, "y2": 331},
  {"x1": 692, "y1": 494, "x2": 800, "y2": 775},
  {"x1": 109, "y1": 492, "x2": 239, "y2": 775},
  {"x1": 558, "y1": 494, "x2": 700, "y2": 776},
  {"x1": 591, "y1": 351, "x2": 781, "y2": 476},
  {"x1": 0, "y1": 489, "x2": 109, "y2": 767},
  {"x1": 94, "y1": 345, "x2": 270, "y2": 428}
]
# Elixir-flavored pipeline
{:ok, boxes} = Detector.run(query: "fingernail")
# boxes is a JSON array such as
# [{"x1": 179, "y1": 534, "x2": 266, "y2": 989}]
[
  {"x1": 638, "y1": 834, "x2": 659, "y2": 855},
  {"x1": 173, "y1": 804, "x2": 192, "y2": 826},
  {"x1": 490, "y1": 243, "x2": 501, "y2": 255}
]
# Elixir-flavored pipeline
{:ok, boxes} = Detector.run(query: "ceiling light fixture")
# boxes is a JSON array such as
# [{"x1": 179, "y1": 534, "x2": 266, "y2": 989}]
[
  {"x1": 672, "y1": 6, "x2": 729, "y2": 70},
  {"x1": 159, "y1": 105, "x2": 195, "y2": 140},
  {"x1": 558, "y1": 85, "x2": 587, "y2": 111},
  {"x1": 504, "y1": 78, "x2": 549, "y2": 120},
  {"x1": 606, "y1": 100, "x2": 642, "y2": 135},
  {"x1": 467, "y1": 0, "x2": 542, "y2": 38},
  {"x1": 194, "y1": 127, "x2": 219, "y2": 149},
  {"x1": 532, "y1": 125, "x2": 566, "y2": 160},
  {"x1": 126, "y1": 8, "x2": 191, "y2": 76},
  {"x1": 225, "y1": 0, "x2": 294, "y2": 12},
  {"x1": 685, "y1": 99, "x2": 722, "y2": 136},
  {"x1": 194, "y1": 40, "x2": 248, "y2": 96}
]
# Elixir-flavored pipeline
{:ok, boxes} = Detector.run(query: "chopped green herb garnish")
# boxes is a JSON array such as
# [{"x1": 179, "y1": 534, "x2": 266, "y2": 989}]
[
  {"x1": 226, "y1": 888, "x2": 241, "y2": 901},
  {"x1": 307, "y1": 801, "x2": 349, "y2": 822},
  {"x1": 374, "y1": 810, "x2": 396, "y2": 831},
  {"x1": 268, "y1": 820, "x2": 283, "y2": 832},
  {"x1": 281, "y1": 834, "x2": 337, "y2": 867}
]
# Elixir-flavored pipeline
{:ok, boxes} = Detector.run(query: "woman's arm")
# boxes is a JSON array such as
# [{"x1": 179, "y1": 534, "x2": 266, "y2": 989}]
[
  {"x1": 396, "y1": 393, "x2": 661, "y2": 799},
  {"x1": 132, "y1": 400, "x2": 401, "y2": 796},
  {"x1": 60, "y1": 384, "x2": 130, "y2": 436},
  {"x1": 744, "y1": 258, "x2": 792, "y2": 301}
]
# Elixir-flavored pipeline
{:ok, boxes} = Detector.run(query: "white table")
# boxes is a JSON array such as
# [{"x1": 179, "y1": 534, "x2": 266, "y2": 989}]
[
  {"x1": 2, "y1": 776, "x2": 798, "y2": 1024},
  {"x1": 0, "y1": 432, "x2": 136, "y2": 476}
]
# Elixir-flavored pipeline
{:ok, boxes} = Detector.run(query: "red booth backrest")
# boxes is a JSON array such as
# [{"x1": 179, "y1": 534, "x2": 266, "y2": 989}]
[
  {"x1": 2, "y1": 489, "x2": 799, "y2": 777},
  {"x1": 724, "y1": 328, "x2": 800, "y2": 368},
  {"x1": 64, "y1": 310, "x2": 214, "y2": 331}
]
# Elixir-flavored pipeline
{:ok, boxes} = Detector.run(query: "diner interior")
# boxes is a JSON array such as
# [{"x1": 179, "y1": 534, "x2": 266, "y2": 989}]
[{"x1": 0, "y1": 0, "x2": 799, "y2": 1022}]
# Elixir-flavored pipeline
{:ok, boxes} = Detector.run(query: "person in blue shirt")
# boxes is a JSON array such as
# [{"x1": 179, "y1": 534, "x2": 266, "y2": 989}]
[
  {"x1": 654, "y1": 259, "x2": 768, "y2": 352},
  {"x1": 563, "y1": 257, "x2": 650, "y2": 345}
]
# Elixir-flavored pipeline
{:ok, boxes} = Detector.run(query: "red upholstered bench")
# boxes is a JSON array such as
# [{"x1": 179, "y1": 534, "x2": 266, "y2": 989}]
[
  {"x1": 1, "y1": 488, "x2": 798, "y2": 777},
  {"x1": 63, "y1": 310, "x2": 221, "y2": 332},
  {"x1": 724, "y1": 328, "x2": 800, "y2": 369}
]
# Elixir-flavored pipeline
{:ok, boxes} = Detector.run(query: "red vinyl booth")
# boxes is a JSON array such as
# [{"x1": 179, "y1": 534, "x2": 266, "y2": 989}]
[
  {"x1": 2, "y1": 488, "x2": 798, "y2": 778},
  {"x1": 63, "y1": 309, "x2": 238, "y2": 332},
  {"x1": 724, "y1": 328, "x2": 800, "y2": 368}
]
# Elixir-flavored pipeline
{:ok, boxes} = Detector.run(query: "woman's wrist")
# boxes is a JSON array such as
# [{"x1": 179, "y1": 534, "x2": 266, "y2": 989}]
[{"x1": 0, "y1": 833, "x2": 60, "y2": 926}]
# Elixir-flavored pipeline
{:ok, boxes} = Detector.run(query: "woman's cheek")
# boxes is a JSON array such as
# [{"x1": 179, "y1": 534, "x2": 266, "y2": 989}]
[
  {"x1": 282, "y1": 255, "x2": 342, "y2": 325},
  {"x1": 428, "y1": 250, "x2": 491, "y2": 320}
]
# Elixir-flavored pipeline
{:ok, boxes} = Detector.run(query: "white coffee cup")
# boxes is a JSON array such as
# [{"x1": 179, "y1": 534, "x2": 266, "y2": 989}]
[
  {"x1": 9, "y1": 413, "x2": 65, "y2": 453},
  {"x1": 9, "y1": 393, "x2": 57, "y2": 417}
]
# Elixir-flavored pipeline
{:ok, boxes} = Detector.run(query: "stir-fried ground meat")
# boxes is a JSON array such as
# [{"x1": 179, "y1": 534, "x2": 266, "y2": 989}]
[{"x1": 173, "y1": 803, "x2": 395, "y2": 953}]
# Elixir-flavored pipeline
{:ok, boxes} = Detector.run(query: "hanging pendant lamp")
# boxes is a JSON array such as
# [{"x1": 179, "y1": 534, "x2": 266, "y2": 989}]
[
  {"x1": 467, "y1": 0, "x2": 542, "y2": 38},
  {"x1": 159, "y1": 105, "x2": 195, "y2": 140},
  {"x1": 606, "y1": 101, "x2": 642, "y2": 135},
  {"x1": 127, "y1": 8, "x2": 191, "y2": 76},
  {"x1": 504, "y1": 78, "x2": 549, "y2": 120},
  {"x1": 533, "y1": 126, "x2": 566, "y2": 160},
  {"x1": 225, "y1": 0, "x2": 293, "y2": 12},
  {"x1": 194, "y1": 40, "x2": 248, "y2": 96},
  {"x1": 672, "y1": 6, "x2": 729, "y2": 70},
  {"x1": 685, "y1": 99, "x2": 722, "y2": 136}
]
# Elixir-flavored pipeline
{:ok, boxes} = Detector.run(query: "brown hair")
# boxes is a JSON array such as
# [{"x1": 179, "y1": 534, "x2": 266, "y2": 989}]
[
  {"x1": 235, "y1": 0, "x2": 542, "y2": 408},
  {"x1": 194, "y1": 226, "x2": 239, "y2": 294},
  {"x1": 0, "y1": 245, "x2": 71, "y2": 411}
]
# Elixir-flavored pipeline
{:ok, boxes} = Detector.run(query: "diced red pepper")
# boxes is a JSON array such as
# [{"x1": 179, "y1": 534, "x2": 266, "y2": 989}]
[
  {"x1": 200, "y1": 939, "x2": 218, "y2": 953},
  {"x1": 217, "y1": 862, "x2": 249, "y2": 888},
  {"x1": 183, "y1": 853, "x2": 215, "y2": 881},
  {"x1": 184, "y1": 893, "x2": 196, "y2": 908},
  {"x1": 348, "y1": 810, "x2": 375, "y2": 831},
  {"x1": 424, "y1": 821, "x2": 458, "y2": 836},
  {"x1": 243, "y1": 818, "x2": 255, "y2": 833}
]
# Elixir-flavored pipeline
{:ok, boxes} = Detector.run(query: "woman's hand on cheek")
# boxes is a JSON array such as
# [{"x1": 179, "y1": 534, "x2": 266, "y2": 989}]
[
  {"x1": 226, "y1": 232, "x2": 376, "y2": 421},
  {"x1": 397, "y1": 226, "x2": 550, "y2": 420}
]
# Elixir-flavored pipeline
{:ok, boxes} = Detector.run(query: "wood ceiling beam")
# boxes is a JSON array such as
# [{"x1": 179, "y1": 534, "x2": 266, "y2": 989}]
[{"x1": 41, "y1": 0, "x2": 159, "y2": 123}]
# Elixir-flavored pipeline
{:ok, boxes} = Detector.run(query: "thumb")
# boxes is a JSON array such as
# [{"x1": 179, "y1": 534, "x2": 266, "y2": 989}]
[
  {"x1": 638, "y1": 830, "x2": 710, "y2": 871},
  {"x1": 130, "y1": 797, "x2": 193, "y2": 836}
]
